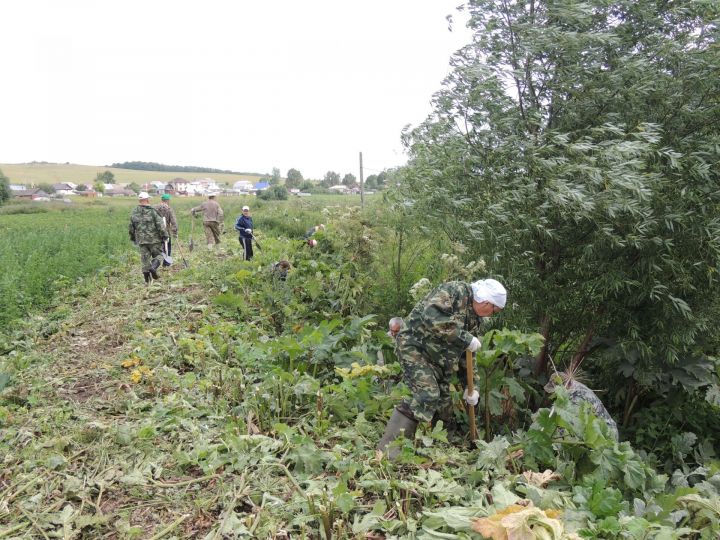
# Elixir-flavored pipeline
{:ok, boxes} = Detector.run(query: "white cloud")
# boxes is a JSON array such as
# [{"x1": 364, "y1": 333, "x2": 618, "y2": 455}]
[{"x1": 0, "y1": 0, "x2": 471, "y2": 178}]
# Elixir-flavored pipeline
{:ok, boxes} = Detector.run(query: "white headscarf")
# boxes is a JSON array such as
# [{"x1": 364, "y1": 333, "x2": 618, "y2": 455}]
[{"x1": 471, "y1": 278, "x2": 507, "y2": 308}]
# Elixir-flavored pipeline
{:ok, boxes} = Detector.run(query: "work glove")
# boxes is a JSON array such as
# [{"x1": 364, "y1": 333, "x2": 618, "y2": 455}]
[
  {"x1": 467, "y1": 336, "x2": 481, "y2": 352},
  {"x1": 463, "y1": 389, "x2": 480, "y2": 407},
  {"x1": 245, "y1": 228, "x2": 252, "y2": 234}
]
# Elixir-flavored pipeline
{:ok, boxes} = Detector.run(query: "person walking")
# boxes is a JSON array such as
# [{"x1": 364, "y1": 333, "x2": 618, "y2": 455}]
[
  {"x1": 190, "y1": 193, "x2": 224, "y2": 249},
  {"x1": 154, "y1": 193, "x2": 178, "y2": 266},
  {"x1": 377, "y1": 278, "x2": 507, "y2": 458},
  {"x1": 129, "y1": 192, "x2": 169, "y2": 284},
  {"x1": 234, "y1": 205, "x2": 254, "y2": 261}
]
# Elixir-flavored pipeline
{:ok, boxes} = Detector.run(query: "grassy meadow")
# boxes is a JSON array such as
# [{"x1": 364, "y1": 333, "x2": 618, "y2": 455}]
[
  {"x1": 0, "y1": 162, "x2": 264, "y2": 188},
  {"x1": 0, "y1": 194, "x2": 353, "y2": 332}
]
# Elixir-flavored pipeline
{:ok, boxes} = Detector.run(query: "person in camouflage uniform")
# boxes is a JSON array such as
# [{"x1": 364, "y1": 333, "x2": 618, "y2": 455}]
[
  {"x1": 129, "y1": 192, "x2": 169, "y2": 284},
  {"x1": 377, "y1": 278, "x2": 507, "y2": 458},
  {"x1": 154, "y1": 193, "x2": 178, "y2": 266},
  {"x1": 544, "y1": 373, "x2": 619, "y2": 441},
  {"x1": 191, "y1": 193, "x2": 224, "y2": 249}
]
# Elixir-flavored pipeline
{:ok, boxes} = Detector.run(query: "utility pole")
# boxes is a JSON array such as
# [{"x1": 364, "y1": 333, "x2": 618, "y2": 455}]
[{"x1": 359, "y1": 151, "x2": 364, "y2": 209}]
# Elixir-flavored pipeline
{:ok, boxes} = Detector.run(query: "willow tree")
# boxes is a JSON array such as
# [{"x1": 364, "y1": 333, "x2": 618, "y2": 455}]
[{"x1": 401, "y1": 1, "x2": 720, "y2": 430}]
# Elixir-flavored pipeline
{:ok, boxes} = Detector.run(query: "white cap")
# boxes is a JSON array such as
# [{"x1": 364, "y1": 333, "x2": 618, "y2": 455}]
[
  {"x1": 471, "y1": 278, "x2": 507, "y2": 309},
  {"x1": 242, "y1": 206, "x2": 250, "y2": 211},
  {"x1": 138, "y1": 191, "x2": 150, "y2": 200}
]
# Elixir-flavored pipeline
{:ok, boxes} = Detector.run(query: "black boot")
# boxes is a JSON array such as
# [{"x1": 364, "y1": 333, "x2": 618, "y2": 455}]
[
  {"x1": 149, "y1": 259, "x2": 160, "y2": 280},
  {"x1": 143, "y1": 272, "x2": 151, "y2": 284},
  {"x1": 377, "y1": 407, "x2": 418, "y2": 460}
]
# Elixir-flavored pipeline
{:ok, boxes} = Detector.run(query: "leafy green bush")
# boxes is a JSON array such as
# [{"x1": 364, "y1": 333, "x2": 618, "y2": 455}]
[{"x1": 258, "y1": 185, "x2": 288, "y2": 200}]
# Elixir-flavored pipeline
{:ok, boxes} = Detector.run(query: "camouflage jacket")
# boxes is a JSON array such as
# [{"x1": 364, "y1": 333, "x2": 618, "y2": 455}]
[
  {"x1": 129, "y1": 205, "x2": 168, "y2": 245},
  {"x1": 153, "y1": 203, "x2": 178, "y2": 237},
  {"x1": 567, "y1": 380, "x2": 619, "y2": 441},
  {"x1": 398, "y1": 281, "x2": 482, "y2": 361}
]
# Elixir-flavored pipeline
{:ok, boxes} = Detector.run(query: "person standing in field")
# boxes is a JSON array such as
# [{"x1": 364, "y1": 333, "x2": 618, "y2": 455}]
[
  {"x1": 154, "y1": 193, "x2": 178, "y2": 266},
  {"x1": 129, "y1": 192, "x2": 169, "y2": 284},
  {"x1": 191, "y1": 193, "x2": 224, "y2": 249},
  {"x1": 377, "y1": 278, "x2": 507, "y2": 459},
  {"x1": 234, "y1": 205, "x2": 254, "y2": 261}
]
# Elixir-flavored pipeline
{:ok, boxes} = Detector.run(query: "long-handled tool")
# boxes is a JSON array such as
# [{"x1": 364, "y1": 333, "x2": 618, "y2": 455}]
[
  {"x1": 466, "y1": 349, "x2": 478, "y2": 442},
  {"x1": 162, "y1": 239, "x2": 173, "y2": 265},
  {"x1": 189, "y1": 216, "x2": 195, "y2": 252},
  {"x1": 250, "y1": 233, "x2": 262, "y2": 251},
  {"x1": 174, "y1": 238, "x2": 190, "y2": 268}
]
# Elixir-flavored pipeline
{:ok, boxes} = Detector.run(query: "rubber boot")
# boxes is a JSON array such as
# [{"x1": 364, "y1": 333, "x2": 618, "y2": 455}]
[
  {"x1": 143, "y1": 272, "x2": 151, "y2": 284},
  {"x1": 377, "y1": 408, "x2": 418, "y2": 460},
  {"x1": 149, "y1": 259, "x2": 160, "y2": 280}
]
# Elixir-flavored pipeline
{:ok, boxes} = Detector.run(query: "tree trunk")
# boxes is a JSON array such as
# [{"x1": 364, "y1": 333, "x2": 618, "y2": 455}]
[
  {"x1": 534, "y1": 314, "x2": 551, "y2": 375},
  {"x1": 570, "y1": 325, "x2": 594, "y2": 372}
]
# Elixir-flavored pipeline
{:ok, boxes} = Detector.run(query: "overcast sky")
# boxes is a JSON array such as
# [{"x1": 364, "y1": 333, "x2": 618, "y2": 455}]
[{"x1": 0, "y1": 1, "x2": 471, "y2": 179}]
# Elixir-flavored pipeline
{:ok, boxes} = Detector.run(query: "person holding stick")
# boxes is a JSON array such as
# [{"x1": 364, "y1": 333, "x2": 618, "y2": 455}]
[
  {"x1": 234, "y1": 205, "x2": 254, "y2": 260},
  {"x1": 377, "y1": 278, "x2": 506, "y2": 459},
  {"x1": 129, "y1": 192, "x2": 169, "y2": 284},
  {"x1": 154, "y1": 193, "x2": 178, "y2": 266}
]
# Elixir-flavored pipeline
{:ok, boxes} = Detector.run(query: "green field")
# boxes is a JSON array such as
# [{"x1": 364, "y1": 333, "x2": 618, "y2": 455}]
[
  {"x1": 0, "y1": 162, "x2": 265, "y2": 187},
  {"x1": 0, "y1": 195, "x2": 363, "y2": 331}
]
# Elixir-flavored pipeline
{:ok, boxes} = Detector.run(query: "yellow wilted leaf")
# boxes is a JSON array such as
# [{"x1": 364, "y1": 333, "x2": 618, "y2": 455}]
[
  {"x1": 138, "y1": 366, "x2": 154, "y2": 378},
  {"x1": 545, "y1": 509, "x2": 562, "y2": 519},
  {"x1": 472, "y1": 516, "x2": 507, "y2": 540},
  {"x1": 121, "y1": 357, "x2": 142, "y2": 369},
  {"x1": 130, "y1": 369, "x2": 142, "y2": 383},
  {"x1": 472, "y1": 504, "x2": 569, "y2": 540}
]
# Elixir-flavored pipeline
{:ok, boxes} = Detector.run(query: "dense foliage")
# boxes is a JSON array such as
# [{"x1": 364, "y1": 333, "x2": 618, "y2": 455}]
[
  {"x1": 401, "y1": 0, "x2": 720, "y2": 459},
  {"x1": 0, "y1": 169, "x2": 10, "y2": 204}
]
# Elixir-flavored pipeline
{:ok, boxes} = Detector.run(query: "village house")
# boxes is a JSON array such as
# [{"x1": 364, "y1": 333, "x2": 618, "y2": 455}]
[
  {"x1": 52, "y1": 183, "x2": 76, "y2": 196},
  {"x1": 233, "y1": 180, "x2": 254, "y2": 193},
  {"x1": 15, "y1": 189, "x2": 50, "y2": 200}
]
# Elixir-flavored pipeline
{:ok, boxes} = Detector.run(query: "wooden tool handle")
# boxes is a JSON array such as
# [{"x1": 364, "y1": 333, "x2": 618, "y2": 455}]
[{"x1": 466, "y1": 349, "x2": 478, "y2": 442}]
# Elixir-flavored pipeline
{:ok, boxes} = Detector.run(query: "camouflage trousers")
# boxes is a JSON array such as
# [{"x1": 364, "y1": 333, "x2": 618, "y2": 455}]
[
  {"x1": 203, "y1": 222, "x2": 222, "y2": 245},
  {"x1": 138, "y1": 243, "x2": 164, "y2": 272},
  {"x1": 397, "y1": 339, "x2": 458, "y2": 423}
]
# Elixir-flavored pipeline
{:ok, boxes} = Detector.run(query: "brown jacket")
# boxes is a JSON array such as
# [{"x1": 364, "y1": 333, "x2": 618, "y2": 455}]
[{"x1": 191, "y1": 199, "x2": 224, "y2": 223}]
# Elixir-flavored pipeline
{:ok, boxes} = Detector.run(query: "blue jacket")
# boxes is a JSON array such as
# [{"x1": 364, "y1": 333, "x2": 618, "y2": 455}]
[{"x1": 235, "y1": 215, "x2": 254, "y2": 238}]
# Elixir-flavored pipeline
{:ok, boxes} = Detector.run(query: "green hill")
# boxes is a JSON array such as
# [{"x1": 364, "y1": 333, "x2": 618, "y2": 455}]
[{"x1": 0, "y1": 162, "x2": 264, "y2": 187}]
